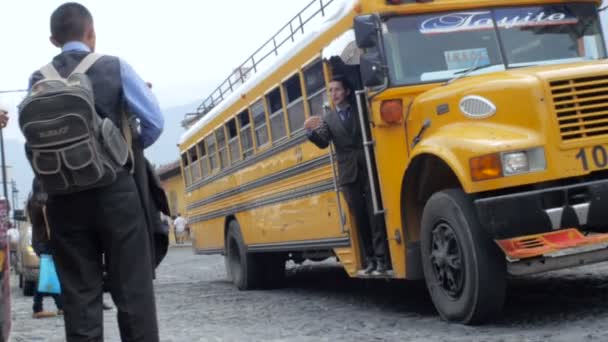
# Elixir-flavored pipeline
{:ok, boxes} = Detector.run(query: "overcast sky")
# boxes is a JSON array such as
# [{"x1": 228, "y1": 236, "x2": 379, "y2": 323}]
[
  {"x1": 1, "y1": 0, "x2": 608, "y2": 142},
  {"x1": 0, "y1": 0, "x2": 319, "y2": 140}
]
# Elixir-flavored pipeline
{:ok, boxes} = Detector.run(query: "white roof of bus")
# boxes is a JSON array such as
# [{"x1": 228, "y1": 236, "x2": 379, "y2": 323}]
[{"x1": 178, "y1": 0, "x2": 357, "y2": 146}]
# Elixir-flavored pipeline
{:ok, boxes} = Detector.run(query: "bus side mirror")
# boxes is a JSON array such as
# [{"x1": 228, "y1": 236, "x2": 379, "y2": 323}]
[
  {"x1": 360, "y1": 51, "x2": 386, "y2": 87},
  {"x1": 355, "y1": 14, "x2": 387, "y2": 87},
  {"x1": 354, "y1": 15, "x2": 381, "y2": 49}
]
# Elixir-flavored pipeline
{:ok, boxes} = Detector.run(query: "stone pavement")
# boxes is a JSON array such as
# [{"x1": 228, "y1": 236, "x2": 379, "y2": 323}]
[{"x1": 8, "y1": 247, "x2": 608, "y2": 341}]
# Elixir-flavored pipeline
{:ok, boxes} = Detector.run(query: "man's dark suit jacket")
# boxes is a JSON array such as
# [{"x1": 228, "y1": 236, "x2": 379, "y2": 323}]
[{"x1": 307, "y1": 106, "x2": 366, "y2": 186}]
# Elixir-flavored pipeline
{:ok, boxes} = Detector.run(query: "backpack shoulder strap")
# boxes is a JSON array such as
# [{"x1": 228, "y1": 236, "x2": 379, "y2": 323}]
[
  {"x1": 39, "y1": 63, "x2": 62, "y2": 80},
  {"x1": 70, "y1": 53, "x2": 104, "y2": 76}
]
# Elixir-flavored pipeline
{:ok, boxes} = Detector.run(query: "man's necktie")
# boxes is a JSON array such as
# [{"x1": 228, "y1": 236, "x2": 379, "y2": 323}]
[{"x1": 339, "y1": 108, "x2": 349, "y2": 122}]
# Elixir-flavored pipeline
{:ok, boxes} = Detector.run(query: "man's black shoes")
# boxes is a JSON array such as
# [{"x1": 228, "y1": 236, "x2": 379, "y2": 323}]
[
  {"x1": 373, "y1": 260, "x2": 388, "y2": 275},
  {"x1": 363, "y1": 260, "x2": 376, "y2": 274}
]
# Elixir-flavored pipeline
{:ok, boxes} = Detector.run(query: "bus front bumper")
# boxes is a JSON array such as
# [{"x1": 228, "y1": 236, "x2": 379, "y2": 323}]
[{"x1": 474, "y1": 179, "x2": 608, "y2": 240}]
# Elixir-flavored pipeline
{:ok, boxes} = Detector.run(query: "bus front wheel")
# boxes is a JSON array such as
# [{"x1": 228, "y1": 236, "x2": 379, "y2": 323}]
[{"x1": 420, "y1": 189, "x2": 506, "y2": 325}]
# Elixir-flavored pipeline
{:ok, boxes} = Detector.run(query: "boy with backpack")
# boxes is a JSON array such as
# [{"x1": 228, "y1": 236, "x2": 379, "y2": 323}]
[{"x1": 19, "y1": 3, "x2": 163, "y2": 341}]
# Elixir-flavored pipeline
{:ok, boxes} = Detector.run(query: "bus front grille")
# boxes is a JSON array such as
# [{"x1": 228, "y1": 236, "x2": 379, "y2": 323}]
[{"x1": 550, "y1": 75, "x2": 608, "y2": 142}]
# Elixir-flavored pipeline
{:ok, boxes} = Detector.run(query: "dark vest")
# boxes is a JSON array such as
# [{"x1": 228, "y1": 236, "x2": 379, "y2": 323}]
[{"x1": 30, "y1": 51, "x2": 123, "y2": 130}]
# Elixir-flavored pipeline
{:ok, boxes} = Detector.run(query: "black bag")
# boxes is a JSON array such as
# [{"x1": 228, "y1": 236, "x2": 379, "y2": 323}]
[
  {"x1": 123, "y1": 112, "x2": 170, "y2": 272},
  {"x1": 18, "y1": 53, "x2": 128, "y2": 195}
]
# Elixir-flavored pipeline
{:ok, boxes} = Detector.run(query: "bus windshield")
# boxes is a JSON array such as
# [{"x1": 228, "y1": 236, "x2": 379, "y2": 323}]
[{"x1": 383, "y1": 3, "x2": 606, "y2": 85}]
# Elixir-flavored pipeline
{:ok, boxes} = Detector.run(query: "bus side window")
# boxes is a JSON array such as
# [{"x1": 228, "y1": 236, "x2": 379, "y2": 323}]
[
  {"x1": 181, "y1": 152, "x2": 191, "y2": 186},
  {"x1": 304, "y1": 60, "x2": 327, "y2": 117},
  {"x1": 266, "y1": 87, "x2": 286, "y2": 143},
  {"x1": 227, "y1": 118, "x2": 240, "y2": 164},
  {"x1": 198, "y1": 140, "x2": 209, "y2": 178},
  {"x1": 206, "y1": 134, "x2": 219, "y2": 173},
  {"x1": 251, "y1": 99, "x2": 269, "y2": 148},
  {"x1": 284, "y1": 73, "x2": 305, "y2": 133},
  {"x1": 238, "y1": 109, "x2": 254, "y2": 159},
  {"x1": 188, "y1": 146, "x2": 200, "y2": 181},
  {"x1": 216, "y1": 127, "x2": 228, "y2": 169}
]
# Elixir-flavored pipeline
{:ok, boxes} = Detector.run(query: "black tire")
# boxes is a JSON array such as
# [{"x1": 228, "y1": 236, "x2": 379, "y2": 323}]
[
  {"x1": 421, "y1": 189, "x2": 506, "y2": 325},
  {"x1": 225, "y1": 220, "x2": 262, "y2": 290},
  {"x1": 23, "y1": 280, "x2": 36, "y2": 297}
]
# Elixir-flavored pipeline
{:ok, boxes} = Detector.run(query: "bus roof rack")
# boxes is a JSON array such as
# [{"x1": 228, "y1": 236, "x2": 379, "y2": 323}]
[{"x1": 183, "y1": 0, "x2": 337, "y2": 128}]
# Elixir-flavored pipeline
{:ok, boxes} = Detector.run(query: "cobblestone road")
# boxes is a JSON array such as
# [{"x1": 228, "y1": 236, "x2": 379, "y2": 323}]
[{"x1": 9, "y1": 247, "x2": 608, "y2": 341}]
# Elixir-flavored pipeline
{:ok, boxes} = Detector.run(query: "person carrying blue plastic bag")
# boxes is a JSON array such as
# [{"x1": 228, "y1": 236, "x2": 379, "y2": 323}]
[{"x1": 27, "y1": 180, "x2": 63, "y2": 319}]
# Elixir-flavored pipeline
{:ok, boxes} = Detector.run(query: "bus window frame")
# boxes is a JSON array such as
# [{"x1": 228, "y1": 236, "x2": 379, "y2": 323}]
[
  {"x1": 265, "y1": 85, "x2": 288, "y2": 144},
  {"x1": 188, "y1": 145, "x2": 201, "y2": 182},
  {"x1": 282, "y1": 70, "x2": 306, "y2": 135},
  {"x1": 251, "y1": 97, "x2": 271, "y2": 150},
  {"x1": 237, "y1": 107, "x2": 255, "y2": 159},
  {"x1": 303, "y1": 58, "x2": 329, "y2": 118},
  {"x1": 226, "y1": 117, "x2": 241, "y2": 166},
  {"x1": 215, "y1": 125, "x2": 229, "y2": 170},
  {"x1": 197, "y1": 138, "x2": 210, "y2": 179},
  {"x1": 181, "y1": 151, "x2": 191, "y2": 186},
  {"x1": 205, "y1": 133, "x2": 220, "y2": 174}
]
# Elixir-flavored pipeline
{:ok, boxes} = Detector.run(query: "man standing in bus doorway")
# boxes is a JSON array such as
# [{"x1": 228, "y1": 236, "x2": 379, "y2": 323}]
[{"x1": 304, "y1": 77, "x2": 388, "y2": 275}]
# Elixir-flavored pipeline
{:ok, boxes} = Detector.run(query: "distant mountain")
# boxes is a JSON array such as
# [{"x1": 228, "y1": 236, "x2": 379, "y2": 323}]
[
  {"x1": 145, "y1": 101, "x2": 200, "y2": 166},
  {"x1": 1, "y1": 100, "x2": 202, "y2": 209}
]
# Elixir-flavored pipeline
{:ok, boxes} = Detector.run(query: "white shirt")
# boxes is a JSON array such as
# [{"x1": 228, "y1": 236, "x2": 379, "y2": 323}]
[
  {"x1": 7, "y1": 228, "x2": 19, "y2": 246},
  {"x1": 174, "y1": 216, "x2": 188, "y2": 233}
]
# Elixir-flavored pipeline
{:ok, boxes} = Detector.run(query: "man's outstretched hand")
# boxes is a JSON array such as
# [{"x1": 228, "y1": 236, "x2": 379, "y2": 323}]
[{"x1": 304, "y1": 116, "x2": 322, "y2": 131}]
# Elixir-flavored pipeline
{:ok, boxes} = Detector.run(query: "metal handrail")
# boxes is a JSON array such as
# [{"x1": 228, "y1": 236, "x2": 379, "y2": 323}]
[{"x1": 189, "y1": 0, "x2": 336, "y2": 123}]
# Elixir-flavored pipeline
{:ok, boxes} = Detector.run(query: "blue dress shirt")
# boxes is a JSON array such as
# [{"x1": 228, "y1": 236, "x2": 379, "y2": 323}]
[{"x1": 30, "y1": 41, "x2": 164, "y2": 148}]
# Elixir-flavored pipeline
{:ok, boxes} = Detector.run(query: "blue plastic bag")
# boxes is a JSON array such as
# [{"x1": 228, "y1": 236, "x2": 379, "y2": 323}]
[{"x1": 38, "y1": 254, "x2": 61, "y2": 294}]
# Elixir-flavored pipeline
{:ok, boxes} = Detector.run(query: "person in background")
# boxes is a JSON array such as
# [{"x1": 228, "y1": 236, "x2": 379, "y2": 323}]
[
  {"x1": 27, "y1": 181, "x2": 64, "y2": 318},
  {"x1": 7, "y1": 225, "x2": 19, "y2": 272},
  {"x1": 173, "y1": 214, "x2": 187, "y2": 244}
]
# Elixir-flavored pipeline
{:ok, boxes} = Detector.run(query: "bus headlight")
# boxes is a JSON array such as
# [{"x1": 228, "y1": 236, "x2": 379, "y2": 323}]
[
  {"x1": 502, "y1": 152, "x2": 528, "y2": 175},
  {"x1": 470, "y1": 147, "x2": 545, "y2": 181},
  {"x1": 501, "y1": 148, "x2": 546, "y2": 176}
]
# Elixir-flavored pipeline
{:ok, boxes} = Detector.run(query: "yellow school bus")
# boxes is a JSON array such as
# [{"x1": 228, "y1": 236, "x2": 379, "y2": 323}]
[{"x1": 179, "y1": 0, "x2": 608, "y2": 324}]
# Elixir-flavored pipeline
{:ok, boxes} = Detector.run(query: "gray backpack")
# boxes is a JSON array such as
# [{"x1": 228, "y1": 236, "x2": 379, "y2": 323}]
[{"x1": 18, "y1": 53, "x2": 129, "y2": 195}]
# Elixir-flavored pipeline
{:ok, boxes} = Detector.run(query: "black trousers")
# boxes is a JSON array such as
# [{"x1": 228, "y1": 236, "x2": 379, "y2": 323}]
[
  {"x1": 33, "y1": 289, "x2": 63, "y2": 313},
  {"x1": 46, "y1": 172, "x2": 159, "y2": 342},
  {"x1": 342, "y1": 175, "x2": 388, "y2": 263}
]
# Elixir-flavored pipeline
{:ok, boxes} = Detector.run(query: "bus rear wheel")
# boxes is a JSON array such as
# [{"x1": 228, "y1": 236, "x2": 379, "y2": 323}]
[
  {"x1": 225, "y1": 220, "x2": 287, "y2": 290},
  {"x1": 420, "y1": 189, "x2": 506, "y2": 325},
  {"x1": 225, "y1": 220, "x2": 260, "y2": 290}
]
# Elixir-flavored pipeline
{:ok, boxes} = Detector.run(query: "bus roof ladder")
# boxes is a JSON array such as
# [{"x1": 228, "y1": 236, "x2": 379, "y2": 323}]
[{"x1": 183, "y1": 0, "x2": 337, "y2": 128}]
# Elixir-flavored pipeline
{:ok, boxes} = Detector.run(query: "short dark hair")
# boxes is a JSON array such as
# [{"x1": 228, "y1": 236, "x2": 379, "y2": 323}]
[
  {"x1": 330, "y1": 76, "x2": 353, "y2": 92},
  {"x1": 50, "y1": 3, "x2": 93, "y2": 45}
]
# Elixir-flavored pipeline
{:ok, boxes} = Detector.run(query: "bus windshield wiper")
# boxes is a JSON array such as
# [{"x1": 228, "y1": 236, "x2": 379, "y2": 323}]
[{"x1": 444, "y1": 62, "x2": 496, "y2": 85}]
